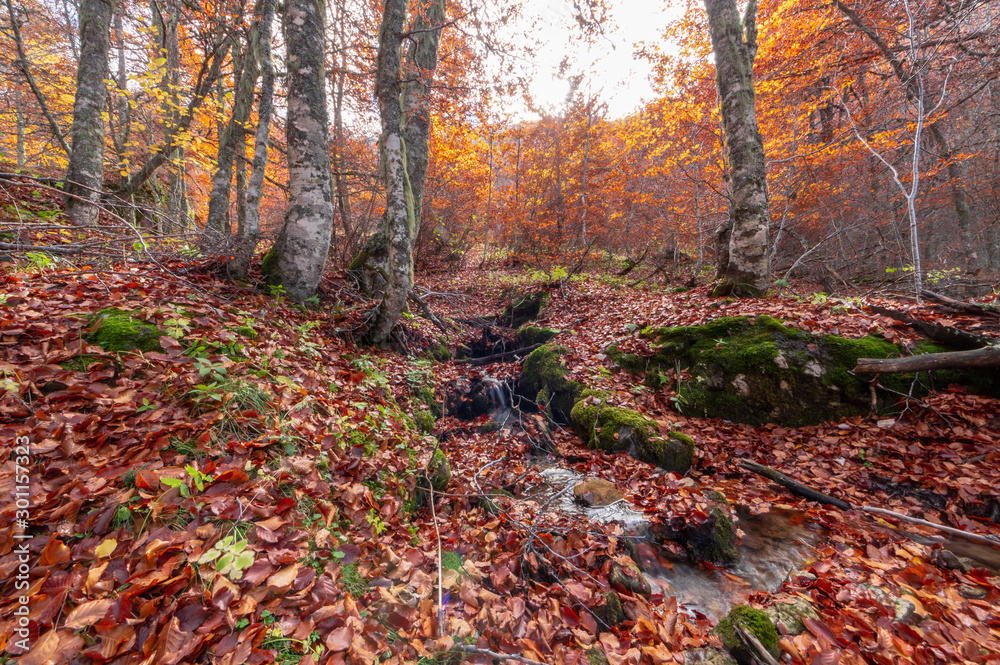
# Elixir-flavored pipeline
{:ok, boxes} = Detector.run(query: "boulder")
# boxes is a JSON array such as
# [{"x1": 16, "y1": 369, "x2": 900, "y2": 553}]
[
  {"x1": 87, "y1": 308, "x2": 164, "y2": 353},
  {"x1": 713, "y1": 605, "x2": 780, "y2": 665},
  {"x1": 764, "y1": 597, "x2": 819, "y2": 635},
  {"x1": 502, "y1": 291, "x2": 549, "y2": 327},
  {"x1": 574, "y1": 478, "x2": 623, "y2": 506},
  {"x1": 518, "y1": 344, "x2": 583, "y2": 422},
  {"x1": 608, "y1": 558, "x2": 652, "y2": 599},
  {"x1": 515, "y1": 324, "x2": 559, "y2": 347}
]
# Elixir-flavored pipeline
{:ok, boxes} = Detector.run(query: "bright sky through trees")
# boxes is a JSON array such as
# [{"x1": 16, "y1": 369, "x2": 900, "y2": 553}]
[{"x1": 528, "y1": 0, "x2": 675, "y2": 117}]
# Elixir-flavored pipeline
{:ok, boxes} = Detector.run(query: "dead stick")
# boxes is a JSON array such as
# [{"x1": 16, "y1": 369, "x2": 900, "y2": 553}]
[
  {"x1": 740, "y1": 458, "x2": 1000, "y2": 550},
  {"x1": 859, "y1": 506, "x2": 1000, "y2": 549},
  {"x1": 454, "y1": 343, "x2": 543, "y2": 365},
  {"x1": 734, "y1": 625, "x2": 781, "y2": 665},
  {"x1": 738, "y1": 459, "x2": 852, "y2": 510},
  {"x1": 451, "y1": 645, "x2": 546, "y2": 665}
]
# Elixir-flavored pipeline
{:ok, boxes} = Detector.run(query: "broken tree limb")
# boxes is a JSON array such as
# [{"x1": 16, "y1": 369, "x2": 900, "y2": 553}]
[
  {"x1": 739, "y1": 458, "x2": 1000, "y2": 551},
  {"x1": 408, "y1": 290, "x2": 454, "y2": 334},
  {"x1": 738, "y1": 459, "x2": 852, "y2": 510},
  {"x1": 454, "y1": 343, "x2": 543, "y2": 366},
  {"x1": 867, "y1": 305, "x2": 990, "y2": 350},
  {"x1": 921, "y1": 290, "x2": 1000, "y2": 319},
  {"x1": 854, "y1": 345, "x2": 1000, "y2": 373}
]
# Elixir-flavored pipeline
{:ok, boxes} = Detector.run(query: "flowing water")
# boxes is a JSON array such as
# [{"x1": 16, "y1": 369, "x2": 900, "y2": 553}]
[{"x1": 481, "y1": 377, "x2": 825, "y2": 621}]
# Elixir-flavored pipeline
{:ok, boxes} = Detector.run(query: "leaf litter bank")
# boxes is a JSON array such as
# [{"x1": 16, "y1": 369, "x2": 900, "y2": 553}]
[{"x1": 0, "y1": 263, "x2": 999, "y2": 664}]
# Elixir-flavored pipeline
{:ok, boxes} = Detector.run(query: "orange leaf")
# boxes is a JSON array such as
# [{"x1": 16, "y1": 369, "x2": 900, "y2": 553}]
[
  {"x1": 19, "y1": 629, "x2": 59, "y2": 665},
  {"x1": 325, "y1": 626, "x2": 355, "y2": 652},
  {"x1": 64, "y1": 599, "x2": 113, "y2": 629}
]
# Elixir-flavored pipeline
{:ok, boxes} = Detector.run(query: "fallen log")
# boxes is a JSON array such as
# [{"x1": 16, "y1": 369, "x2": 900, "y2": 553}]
[
  {"x1": 454, "y1": 343, "x2": 543, "y2": 365},
  {"x1": 854, "y1": 345, "x2": 1000, "y2": 373},
  {"x1": 867, "y1": 305, "x2": 990, "y2": 350},
  {"x1": 921, "y1": 290, "x2": 1000, "y2": 319},
  {"x1": 739, "y1": 458, "x2": 1000, "y2": 550}
]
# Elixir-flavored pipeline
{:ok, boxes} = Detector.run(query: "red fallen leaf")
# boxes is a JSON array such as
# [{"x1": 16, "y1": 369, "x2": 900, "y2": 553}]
[
  {"x1": 325, "y1": 625, "x2": 355, "y2": 652},
  {"x1": 135, "y1": 469, "x2": 159, "y2": 489},
  {"x1": 267, "y1": 563, "x2": 300, "y2": 591},
  {"x1": 809, "y1": 649, "x2": 841, "y2": 665},
  {"x1": 803, "y1": 616, "x2": 839, "y2": 647},
  {"x1": 214, "y1": 468, "x2": 249, "y2": 484}
]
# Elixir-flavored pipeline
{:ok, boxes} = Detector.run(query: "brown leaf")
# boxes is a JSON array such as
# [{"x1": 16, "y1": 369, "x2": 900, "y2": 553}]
[
  {"x1": 267, "y1": 563, "x2": 300, "y2": 591},
  {"x1": 325, "y1": 625, "x2": 355, "y2": 652},
  {"x1": 64, "y1": 599, "x2": 113, "y2": 629},
  {"x1": 18, "y1": 629, "x2": 59, "y2": 665}
]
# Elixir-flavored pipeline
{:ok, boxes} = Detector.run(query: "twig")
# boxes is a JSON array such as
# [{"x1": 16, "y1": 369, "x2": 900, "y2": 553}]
[
  {"x1": 426, "y1": 469, "x2": 445, "y2": 638},
  {"x1": 734, "y1": 625, "x2": 781, "y2": 665},
  {"x1": 409, "y1": 290, "x2": 454, "y2": 334},
  {"x1": 450, "y1": 645, "x2": 546, "y2": 665},
  {"x1": 455, "y1": 343, "x2": 543, "y2": 365},
  {"x1": 860, "y1": 506, "x2": 1000, "y2": 549}
]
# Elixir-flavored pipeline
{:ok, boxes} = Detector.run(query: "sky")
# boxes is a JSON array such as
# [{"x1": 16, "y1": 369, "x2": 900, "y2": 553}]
[{"x1": 526, "y1": 0, "x2": 678, "y2": 118}]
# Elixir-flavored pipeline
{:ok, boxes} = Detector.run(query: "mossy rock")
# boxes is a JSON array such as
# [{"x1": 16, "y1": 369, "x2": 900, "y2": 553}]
[
  {"x1": 427, "y1": 343, "x2": 451, "y2": 362},
  {"x1": 714, "y1": 605, "x2": 780, "y2": 665},
  {"x1": 86, "y1": 308, "x2": 163, "y2": 353},
  {"x1": 479, "y1": 488, "x2": 513, "y2": 515},
  {"x1": 413, "y1": 409, "x2": 436, "y2": 434},
  {"x1": 764, "y1": 597, "x2": 819, "y2": 635},
  {"x1": 687, "y1": 502, "x2": 739, "y2": 564},
  {"x1": 629, "y1": 315, "x2": 908, "y2": 426},
  {"x1": 515, "y1": 324, "x2": 559, "y2": 347},
  {"x1": 570, "y1": 393, "x2": 694, "y2": 474},
  {"x1": 519, "y1": 344, "x2": 583, "y2": 422},
  {"x1": 606, "y1": 343, "x2": 649, "y2": 375},
  {"x1": 608, "y1": 558, "x2": 652, "y2": 599},
  {"x1": 503, "y1": 291, "x2": 549, "y2": 327},
  {"x1": 261, "y1": 247, "x2": 278, "y2": 280},
  {"x1": 591, "y1": 591, "x2": 626, "y2": 627},
  {"x1": 585, "y1": 647, "x2": 610, "y2": 665}
]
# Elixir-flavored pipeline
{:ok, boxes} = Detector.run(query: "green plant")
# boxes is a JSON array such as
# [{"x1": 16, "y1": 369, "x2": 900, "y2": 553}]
[
  {"x1": 169, "y1": 437, "x2": 206, "y2": 460},
  {"x1": 136, "y1": 398, "x2": 157, "y2": 414},
  {"x1": 198, "y1": 534, "x2": 255, "y2": 581},
  {"x1": 24, "y1": 251, "x2": 56, "y2": 273},
  {"x1": 340, "y1": 563, "x2": 368, "y2": 598},
  {"x1": 161, "y1": 464, "x2": 213, "y2": 497},
  {"x1": 366, "y1": 508, "x2": 387, "y2": 536}
]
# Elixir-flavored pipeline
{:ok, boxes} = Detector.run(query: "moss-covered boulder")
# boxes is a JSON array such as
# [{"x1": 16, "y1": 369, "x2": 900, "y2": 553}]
[
  {"x1": 585, "y1": 647, "x2": 610, "y2": 665},
  {"x1": 515, "y1": 324, "x2": 559, "y2": 347},
  {"x1": 427, "y1": 342, "x2": 451, "y2": 362},
  {"x1": 518, "y1": 344, "x2": 583, "y2": 422},
  {"x1": 651, "y1": 491, "x2": 739, "y2": 564},
  {"x1": 591, "y1": 591, "x2": 626, "y2": 627},
  {"x1": 608, "y1": 558, "x2": 652, "y2": 599},
  {"x1": 570, "y1": 393, "x2": 694, "y2": 474},
  {"x1": 714, "y1": 605, "x2": 780, "y2": 665},
  {"x1": 503, "y1": 291, "x2": 549, "y2": 327},
  {"x1": 87, "y1": 308, "x2": 163, "y2": 353},
  {"x1": 412, "y1": 410, "x2": 436, "y2": 434},
  {"x1": 619, "y1": 315, "x2": 904, "y2": 426},
  {"x1": 764, "y1": 597, "x2": 819, "y2": 635}
]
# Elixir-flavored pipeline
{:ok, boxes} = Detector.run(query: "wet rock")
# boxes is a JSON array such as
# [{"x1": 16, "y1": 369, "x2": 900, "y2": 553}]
[
  {"x1": 574, "y1": 478, "x2": 623, "y2": 506},
  {"x1": 682, "y1": 648, "x2": 738, "y2": 665},
  {"x1": 447, "y1": 377, "x2": 504, "y2": 420},
  {"x1": 788, "y1": 569, "x2": 817, "y2": 582},
  {"x1": 502, "y1": 291, "x2": 549, "y2": 327},
  {"x1": 591, "y1": 590, "x2": 627, "y2": 627},
  {"x1": 858, "y1": 583, "x2": 919, "y2": 623},
  {"x1": 713, "y1": 605, "x2": 780, "y2": 665},
  {"x1": 960, "y1": 585, "x2": 988, "y2": 600},
  {"x1": 515, "y1": 324, "x2": 559, "y2": 347},
  {"x1": 608, "y1": 558, "x2": 652, "y2": 599},
  {"x1": 519, "y1": 344, "x2": 583, "y2": 422},
  {"x1": 687, "y1": 496, "x2": 739, "y2": 565},
  {"x1": 932, "y1": 548, "x2": 974, "y2": 573},
  {"x1": 764, "y1": 597, "x2": 819, "y2": 635}
]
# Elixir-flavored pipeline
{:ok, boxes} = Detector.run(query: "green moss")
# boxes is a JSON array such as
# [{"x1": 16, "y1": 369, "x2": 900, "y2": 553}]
[
  {"x1": 519, "y1": 344, "x2": 583, "y2": 421},
  {"x1": 479, "y1": 488, "x2": 513, "y2": 515},
  {"x1": 427, "y1": 343, "x2": 451, "y2": 361},
  {"x1": 586, "y1": 648, "x2": 611, "y2": 665},
  {"x1": 714, "y1": 605, "x2": 780, "y2": 665},
  {"x1": 638, "y1": 431, "x2": 695, "y2": 475},
  {"x1": 427, "y1": 448, "x2": 450, "y2": 492},
  {"x1": 413, "y1": 409, "x2": 436, "y2": 434},
  {"x1": 415, "y1": 386, "x2": 441, "y2": 417},
  {"x1": 637, "y1": 316, "x2": 909, "y2": 426},
  {"x1": 764, "y1": 598, "x2": 819, "y2": 636},
  {"x1": 86, "y1": 308, "x2": 163, "y2": 353},
  {"x1": 441, "y1": 549, "x2": 464, "y2": 574},
  {"x1": 58, "y1": 355, "x2": 101, "y2": 372},
  {"x1": 515, "y1": 325, "x2": 559, "y2": 347},
  {"x1": 503, "y1": 291, "x2": 549, "y2": 327},
  {"x1": 235, "y1": 325, "x2": 257, "y2": 340},
  {"x1": 591, "y1": 591, "x2": 626, "y2": 627},
  {"x1": 606, "y1": 343, "x2": 648, "y2": 375},
  {"x1": 261, "y1": 247, "x2": 278, "y2": 280}
]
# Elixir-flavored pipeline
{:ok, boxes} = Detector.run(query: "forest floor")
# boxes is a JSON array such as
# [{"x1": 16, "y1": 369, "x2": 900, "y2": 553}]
[{"x1": 1, "y1": 249, "x2": 1000, "y2": 665}]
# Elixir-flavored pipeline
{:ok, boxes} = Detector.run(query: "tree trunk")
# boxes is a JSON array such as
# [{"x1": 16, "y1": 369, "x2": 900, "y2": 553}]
[
  {"x1": 151, "y1": 0, "x2": 187, "y2": 232},
  {"x1": 64, "y1": 0, "x2": 112, "y2": 226},
  {"x1": 230, "y1": 0, "x2": 276, "y2": 279},
  {"x1": 205, "y1": 24, "x2": 260, "y2": 242},
  {"x1": 365, "y1": 0, "x2": 414, "y2": 344},
  {"x1": 705, "y1": 0, "x2": 770, "y2": 296},
  {"x1": 350, "y1": 0, "x2": 445, "y2": 302},
  {"x1": 263, "y1": 0, "x2": 333, "y2": 301},
  {"x1": 15, "y1": 94, "x2": 26, "y2": 168}
]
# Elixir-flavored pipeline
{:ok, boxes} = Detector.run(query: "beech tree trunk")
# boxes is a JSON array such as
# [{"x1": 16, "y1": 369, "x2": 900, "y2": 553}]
[
  {"x1": 262, "y1": 0, "x2": 333, "y2": 300},
  {"x1": 64, "y1": 0, "x2": 112, "y2": 226},
  {"x1": 705, "y1": 0, "x2": 770, "y2": 297},
  {"x1": 229, "y1": 0, "x2": 276, "y2": 279},
  {"x1": 364, "y1": 0, "x2": 445, "y2": 344},
  {"x1": 350, "y1": 0, "x2": 444, "y2": 305}
]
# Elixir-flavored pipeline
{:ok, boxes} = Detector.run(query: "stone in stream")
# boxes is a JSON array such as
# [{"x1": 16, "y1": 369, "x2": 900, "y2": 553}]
[
  {"x1": 573, "y1": 478, "x2": 623, "y2": 506},
  {"x1": 590, "y1": 590, "x2": 627, "y2": 627},
  {"x1": 764, "y1": 597, "x2": 819, "y2": 635},
  {"x1": 650, "y1": 490, "x2": 740, "y2": 565},
  {"x1": 608, "y1": 558, "x2": 652, "y2": 599}
]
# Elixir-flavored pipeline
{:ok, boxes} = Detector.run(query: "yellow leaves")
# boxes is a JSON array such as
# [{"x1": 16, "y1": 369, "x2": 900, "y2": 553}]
[{"x1": 95, "y1": 538, "x2": 117, "y2": 558}]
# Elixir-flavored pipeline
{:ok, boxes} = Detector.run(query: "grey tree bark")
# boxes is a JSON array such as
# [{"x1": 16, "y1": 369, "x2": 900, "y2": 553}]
[
  {"x1": 349, "y1": 0, "x2": 444, "y2": 302},
  {"x1": 262, "y1": 0, "x2": 333, "y2": 300},
  {"x1": 229, "y1": 0, "x2": 276, "y2": 279},
  {"x1": 704, "y1": 0, "x2": 771, "y2": 297},
  {"x1": 64, "y1": 0, "x2": 113, "y2": 226},
  {"x1": 205, "y1": 24, "x2": 260, "y2": 241},
  {"x1": 150, "y1": 0, "x2": 188, "y2": 231}
]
